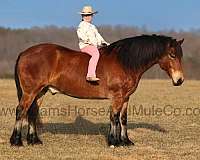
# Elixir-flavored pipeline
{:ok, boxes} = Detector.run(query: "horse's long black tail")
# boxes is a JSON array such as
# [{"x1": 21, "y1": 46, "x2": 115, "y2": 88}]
[{"x1": 15, "y1": 55, "x2": 22, "y2": 102}]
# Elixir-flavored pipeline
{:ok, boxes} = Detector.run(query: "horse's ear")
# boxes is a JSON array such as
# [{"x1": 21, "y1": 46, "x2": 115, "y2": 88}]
[{"x1": 178, "y1": 39, "x2": 184, "y2": 45}]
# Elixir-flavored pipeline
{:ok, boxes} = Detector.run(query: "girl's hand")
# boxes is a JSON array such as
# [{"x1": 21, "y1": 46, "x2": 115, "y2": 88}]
[{"x1": 101, "y1": 42, "x2": 110, "y2": 47}]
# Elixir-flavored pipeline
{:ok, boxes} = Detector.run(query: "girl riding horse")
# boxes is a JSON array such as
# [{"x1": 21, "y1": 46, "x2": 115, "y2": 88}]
[
  {"x1": 77, "y1": 6, "x2": 109, "y2": 82},
  {"x1": 10, "y1": 34, "x2": 184, "y2": 147}
]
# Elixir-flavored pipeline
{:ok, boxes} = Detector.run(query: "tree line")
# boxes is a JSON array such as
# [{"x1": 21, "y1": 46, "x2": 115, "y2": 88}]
[{"x1": 0, "y1": 25, "x2": 199, "y2": 79}]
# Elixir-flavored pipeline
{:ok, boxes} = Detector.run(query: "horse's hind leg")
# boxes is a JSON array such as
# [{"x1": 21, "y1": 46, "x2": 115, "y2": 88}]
[
  {"x1": 27, "y1": 99, "x2": 42, "y2": 145},
  {"x1": 10, "y1": 105, "x2": 24, "y2": 146},
  {"x1": 26, "y1": 88, "x2": 47, "y2": 145},
  {"x1": 10, "y1": 93, "x2": 37, "y2": 146}
]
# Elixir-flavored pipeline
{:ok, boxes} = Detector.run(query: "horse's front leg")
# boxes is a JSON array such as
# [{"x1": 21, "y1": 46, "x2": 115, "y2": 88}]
[
  {"x1": 119, "y1": 98, "x2": 134, "y2": 146},
  {"x1": 108, "y1": 96, "x2": 124, "y2": 147},
  {"x1": 108, "y1": 112, "x2": 120, "y2": 147}
]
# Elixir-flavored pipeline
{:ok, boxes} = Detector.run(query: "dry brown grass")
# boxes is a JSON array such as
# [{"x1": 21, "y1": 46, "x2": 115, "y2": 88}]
[{"x1": 0, "y1": 79, "x2": 200, "y2": 160}]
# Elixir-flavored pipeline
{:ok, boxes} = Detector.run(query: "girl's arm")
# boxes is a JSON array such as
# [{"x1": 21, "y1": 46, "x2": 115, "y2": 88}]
[
  {"x1": 95, "y1": 27, "x2": 110, "y2": 46},
  {"x1": 77, "y1": 26, "x2": 91, "y2": 44}
]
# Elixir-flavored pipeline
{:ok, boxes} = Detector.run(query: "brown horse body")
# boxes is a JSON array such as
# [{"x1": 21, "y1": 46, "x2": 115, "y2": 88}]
[
  {"x1": 10, "y1": 35, "x2": 184, "y2": 147},
  {"x1": 17, "y1": 44, "x2": 138, "y2": 99}
]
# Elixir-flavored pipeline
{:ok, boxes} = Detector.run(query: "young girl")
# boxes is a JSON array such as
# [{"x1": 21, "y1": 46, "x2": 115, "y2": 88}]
[{"x1": 77, "y1": 6, "x2": 109, "y2": 82}]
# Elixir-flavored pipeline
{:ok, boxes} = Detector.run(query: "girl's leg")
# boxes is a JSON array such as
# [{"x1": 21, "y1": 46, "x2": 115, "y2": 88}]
[{"x1": 81, "y1": 45, "x2": 100, "y2": 78}]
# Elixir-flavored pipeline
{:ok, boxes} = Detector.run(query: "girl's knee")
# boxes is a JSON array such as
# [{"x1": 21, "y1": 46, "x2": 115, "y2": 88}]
[
  {"x1": 94, "y1": 51, "x2": 100, "y2": 58},
  {"x1": 90, "y1": 48, "x2": 99, "y2": 58}
]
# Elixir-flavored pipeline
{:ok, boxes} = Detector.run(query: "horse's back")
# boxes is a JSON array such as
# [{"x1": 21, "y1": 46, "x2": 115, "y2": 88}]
[
  {"x1": 19, "y1": 43, "x2": 81, "y2": 58},
  {"x1": 17, "y1": 43, "x2": 89, "y2": 74}
]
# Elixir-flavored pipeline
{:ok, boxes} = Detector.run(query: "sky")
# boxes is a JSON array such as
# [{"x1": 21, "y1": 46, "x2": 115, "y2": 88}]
[{"x1": 0, "y1": 0, "x2": 200, "y2": 31}]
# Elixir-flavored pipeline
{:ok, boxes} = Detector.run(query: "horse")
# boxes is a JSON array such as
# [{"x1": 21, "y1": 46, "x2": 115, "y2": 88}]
[{"x1": 10, "y1": 34, "x2": 184, "y2": 147}]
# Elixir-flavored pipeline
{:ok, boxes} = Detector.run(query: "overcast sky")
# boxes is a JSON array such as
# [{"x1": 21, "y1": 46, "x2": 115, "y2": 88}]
[{"x1": 0, "y1": 0, "x2": 200, "y2": 31}]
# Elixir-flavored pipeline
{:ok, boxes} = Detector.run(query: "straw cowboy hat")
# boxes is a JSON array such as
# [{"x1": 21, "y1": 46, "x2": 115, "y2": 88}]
[{"x1": 79, "y1": 6, "x2": 98, "y2": 15}]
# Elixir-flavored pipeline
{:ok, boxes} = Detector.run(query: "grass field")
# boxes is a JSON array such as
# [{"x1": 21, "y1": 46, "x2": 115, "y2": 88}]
[{"x1": 0, "y1": 79, "x2": 200, "y2": 160}]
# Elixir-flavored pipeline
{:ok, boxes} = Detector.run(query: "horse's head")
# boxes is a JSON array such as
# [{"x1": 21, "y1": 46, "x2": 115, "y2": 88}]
[{"x1": 158, "y1": 39, "x2": 184, "y2": 86}]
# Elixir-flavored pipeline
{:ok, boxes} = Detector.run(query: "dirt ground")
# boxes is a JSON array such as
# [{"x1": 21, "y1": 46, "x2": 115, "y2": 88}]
[{"x1": 0, "y1": 79, "x2": 199, "y2": 160}]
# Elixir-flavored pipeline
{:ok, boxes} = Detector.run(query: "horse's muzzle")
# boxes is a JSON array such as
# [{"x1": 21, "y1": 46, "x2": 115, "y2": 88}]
[
  {"x1": 172, "y1": 71, "x2": 184, "y2": 86},
  {"x1": 173, "y1": 77, "x2": 184, "y2": 86}
]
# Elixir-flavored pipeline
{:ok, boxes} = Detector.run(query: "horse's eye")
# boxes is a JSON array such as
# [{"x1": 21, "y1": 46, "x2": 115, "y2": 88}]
[{"x1": 169, "y1": 53, "x2": 176, "y2": 59}]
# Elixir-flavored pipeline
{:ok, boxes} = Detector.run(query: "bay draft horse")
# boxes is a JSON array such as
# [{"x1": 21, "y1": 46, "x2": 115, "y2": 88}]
[{"x1": 10, "y1": 34, "x2": 184, "y2": 147}]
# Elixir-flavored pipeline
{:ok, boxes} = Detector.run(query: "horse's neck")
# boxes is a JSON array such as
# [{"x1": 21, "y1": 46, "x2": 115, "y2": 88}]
[{"x1": 134, "y1": 59, "x2": 158, "y2": 79}]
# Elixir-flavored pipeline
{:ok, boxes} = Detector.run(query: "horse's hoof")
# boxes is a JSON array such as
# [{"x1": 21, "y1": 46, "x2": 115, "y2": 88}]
[
  {"x1": 10, "y1": 140, "x2": 23, "y2": 146},
  {"x1": 120, "y1": 138, "x2": 134, "y2": 146},
  {"x1": 28, "y1": 139, "x2": 43, "y2": 145},
  {"x1": 109, "y1": 145, "x2": 115, "y2": 148},
  {"x1": 108, "y1": 135, "x2": 121, "y2": 147},
  {"x1": 27, "y1": 134, "x2": 43, "y2": 145},
  {"x1": 10, "y1": 137, "x2": 23, "y2": 147},
  {"x1": 10, "y1": 131, "x2": 23, "y2": 147}
]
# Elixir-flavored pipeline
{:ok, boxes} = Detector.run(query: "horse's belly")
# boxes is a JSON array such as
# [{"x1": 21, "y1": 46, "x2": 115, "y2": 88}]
[{"x1": 49, "y1": 85, "x2": 108, "y2": 99}]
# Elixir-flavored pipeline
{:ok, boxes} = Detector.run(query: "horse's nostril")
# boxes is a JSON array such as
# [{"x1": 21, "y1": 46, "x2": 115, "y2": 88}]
[
  {"x1": 177, "y1": 78, "x2": 182, "y2": 83},
  {"x1": 176, "y1": 78, "x2": 183, "y2": 86}
]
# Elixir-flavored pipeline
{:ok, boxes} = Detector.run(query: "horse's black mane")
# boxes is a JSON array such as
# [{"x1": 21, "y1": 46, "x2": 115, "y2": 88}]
[{"x1": 104, "y1": 34, "x2": 182, "y2": 70}]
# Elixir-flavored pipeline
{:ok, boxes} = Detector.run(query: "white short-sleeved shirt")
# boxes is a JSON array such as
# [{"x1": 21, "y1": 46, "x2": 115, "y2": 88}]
[{"x1": 77, "y1": 21, "x2": 109, "y2": 49}]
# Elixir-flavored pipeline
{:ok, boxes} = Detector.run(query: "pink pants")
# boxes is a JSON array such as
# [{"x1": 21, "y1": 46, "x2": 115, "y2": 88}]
[{"x1": 81, "y1": 45, "x2": 100, "y2": 77}]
